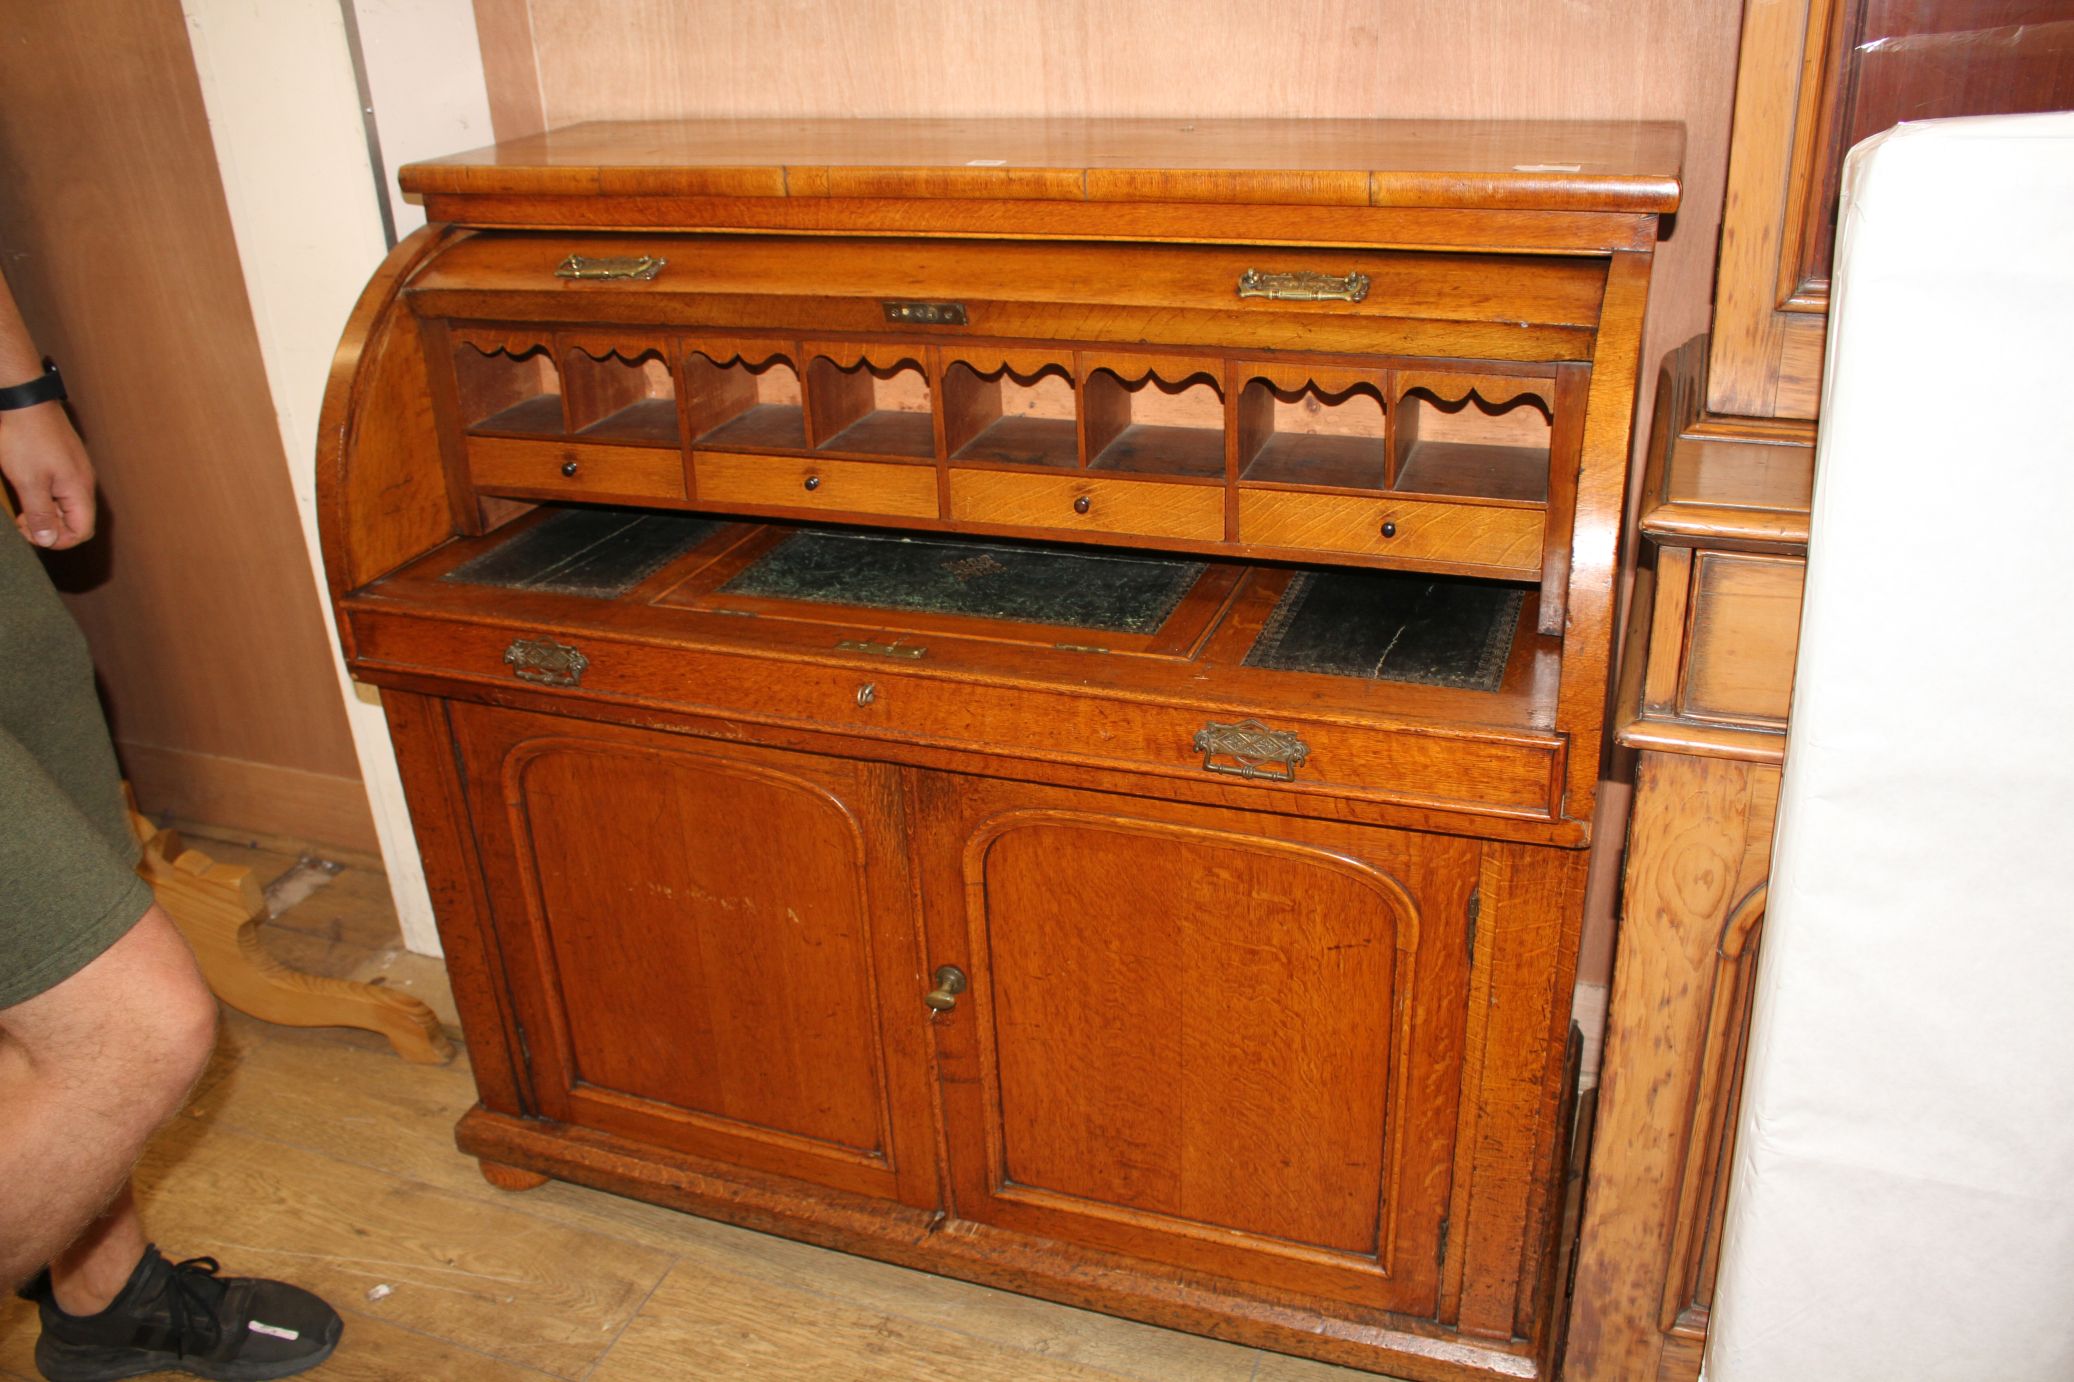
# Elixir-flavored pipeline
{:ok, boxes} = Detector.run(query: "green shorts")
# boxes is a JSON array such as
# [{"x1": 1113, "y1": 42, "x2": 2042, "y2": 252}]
[{"x1": 0, "y1": 525, "x2": 153, "y2": 1009}]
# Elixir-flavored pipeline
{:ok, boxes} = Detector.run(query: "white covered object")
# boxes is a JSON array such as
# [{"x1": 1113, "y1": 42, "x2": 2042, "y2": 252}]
[{"x1": 1707, "y1": 112, "x2": 2074, "y2": 1379}]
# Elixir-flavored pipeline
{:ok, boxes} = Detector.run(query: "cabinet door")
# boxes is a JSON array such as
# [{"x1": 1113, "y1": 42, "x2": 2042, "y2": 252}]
[
  {"x1": 451, "y1": 703, "x2": 937, "y2": 1208},
  {"x1": 913, "y1": 774, "x2": 1476, "y2": 1315}
]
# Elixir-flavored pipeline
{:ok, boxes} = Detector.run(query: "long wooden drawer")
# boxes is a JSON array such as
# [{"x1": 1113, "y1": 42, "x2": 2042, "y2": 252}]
[
  {"x1": 1239, "y1": 488, "x2": 1543, "y2": 577},
  {"x1": 468, "y1": 436, "x2": 687, "y2": 502},
  {"x1": 695, "y1": 450, "x2": 940, "y2": 519},
  {"x1": 949, "y1": 470, "x2": 1225, "y2": 543},
  {"x1": 348, "y1": 607, "x2": 1565, "y2": 823}
]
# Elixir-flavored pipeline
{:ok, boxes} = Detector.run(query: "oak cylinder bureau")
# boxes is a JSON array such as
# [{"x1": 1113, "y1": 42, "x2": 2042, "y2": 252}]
[{"x1": 316, "y1": 120, "x2": 1681, "y2": 1381}]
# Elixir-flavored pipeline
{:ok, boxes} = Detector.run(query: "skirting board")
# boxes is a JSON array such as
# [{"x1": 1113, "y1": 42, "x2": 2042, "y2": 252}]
[{"x1": 119, "y1": 740, "x2": 378, "y2": 855}]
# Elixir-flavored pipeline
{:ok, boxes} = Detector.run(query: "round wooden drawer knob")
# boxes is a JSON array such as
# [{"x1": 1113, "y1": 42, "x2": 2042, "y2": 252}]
[
  {"x1": 1073, "y1": 495, "x2": 1092, "y2": 514},
  {"x1": 560, "y1": 460, "x2": 579, "y2": 478},
  {"x1": 804, "y1": 474, "x2": 822, "y2": 492},
  {"x1": 1380, "y1": 520, "x2": 1397, "y2": 538}
]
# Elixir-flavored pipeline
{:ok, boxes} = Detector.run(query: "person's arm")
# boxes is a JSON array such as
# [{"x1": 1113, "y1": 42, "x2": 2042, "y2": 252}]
[{"x1": 0, "y1": 273, "x2": 95, "y2": 549}]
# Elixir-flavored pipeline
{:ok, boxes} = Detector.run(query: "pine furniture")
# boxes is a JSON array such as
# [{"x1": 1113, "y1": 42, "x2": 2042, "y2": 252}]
[{"x1": 1562, "y1": 4, "x2": 2065, "y2": 1374}]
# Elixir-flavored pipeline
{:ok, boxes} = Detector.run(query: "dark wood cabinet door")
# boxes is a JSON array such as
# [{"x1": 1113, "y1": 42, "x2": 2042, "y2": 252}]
[
  {"x1": 912, "y1": 773, "x2": 1477, "y2": 1316},
  {"x1": 450, "y1": 703, "x2": 938, "y2": 1208}
]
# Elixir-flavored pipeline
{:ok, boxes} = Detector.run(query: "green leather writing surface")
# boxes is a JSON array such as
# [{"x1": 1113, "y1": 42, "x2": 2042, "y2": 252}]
[
  {"x1": 722, "y1": 529, "x2": 1205, "y2": 634},
  {"x1": 1246, "y1": 569, "x2": 1522, "y2": 690}
]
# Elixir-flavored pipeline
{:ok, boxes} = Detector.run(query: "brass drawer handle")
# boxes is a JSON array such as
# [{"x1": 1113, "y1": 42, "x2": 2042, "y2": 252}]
[
  {"x1": 504, "y1": 637, "x2": 589, "y2": 688},
  {"x1": 1194, "y1": 718, "x2": 1310, "y2": 781},
  {"x1": 1236, "y1": 268, "x2": 1370, "y2": 303},
  {"x1": 924, "y1": 964, "x2": 967, "y2": 1013},
  {"x1": 554, "y1": 253, "x2": 666, "y2": 281}
]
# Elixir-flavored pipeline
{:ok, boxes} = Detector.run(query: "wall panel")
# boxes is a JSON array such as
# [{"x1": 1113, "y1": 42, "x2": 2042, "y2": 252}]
[{"x1": 0, "y1": 1, "x2": 373, "y2": 850}]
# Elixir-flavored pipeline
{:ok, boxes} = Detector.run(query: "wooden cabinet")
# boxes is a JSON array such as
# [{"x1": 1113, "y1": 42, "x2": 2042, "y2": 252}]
[{"x1": 320, "y1": 119, "x2": 1679, "y2": 1380}]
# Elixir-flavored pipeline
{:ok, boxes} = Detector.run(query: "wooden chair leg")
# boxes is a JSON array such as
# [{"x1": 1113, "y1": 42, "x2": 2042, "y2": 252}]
[{"x1": 127, "y1": 791, "x2": 455, "y2": 1065}]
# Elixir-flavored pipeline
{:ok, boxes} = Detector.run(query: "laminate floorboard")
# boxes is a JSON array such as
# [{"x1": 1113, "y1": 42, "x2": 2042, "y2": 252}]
[{"x1": 0, "y1": 840, "x2": 1397, "y2": 1381}]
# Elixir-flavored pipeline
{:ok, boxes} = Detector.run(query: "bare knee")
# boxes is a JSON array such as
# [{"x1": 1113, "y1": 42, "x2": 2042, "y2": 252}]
[
  {"x1": 121, "y1": 907, "x2": 220, "y2": 1111},
  {"x1": 4, "y1": 903, "x2": 220, "y2": 1128}
]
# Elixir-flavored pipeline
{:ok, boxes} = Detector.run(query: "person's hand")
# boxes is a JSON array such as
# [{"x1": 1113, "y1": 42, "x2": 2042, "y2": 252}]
[{"x1": 0, "y1": 400, "x2": 97, "y2": 549}]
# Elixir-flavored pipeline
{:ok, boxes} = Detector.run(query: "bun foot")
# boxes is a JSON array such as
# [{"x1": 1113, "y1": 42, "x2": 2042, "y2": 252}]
[{"x1": 479, "y1": 1159, "x2": 550, "y2": 1192}]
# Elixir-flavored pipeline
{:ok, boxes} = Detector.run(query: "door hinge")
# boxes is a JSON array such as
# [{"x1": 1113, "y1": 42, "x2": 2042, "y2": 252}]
[{"x1": 1465, "y1": 888, "x2": 1481, "y2": 964}]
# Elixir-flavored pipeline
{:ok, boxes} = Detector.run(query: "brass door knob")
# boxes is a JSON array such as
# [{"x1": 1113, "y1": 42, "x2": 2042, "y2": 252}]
[{"x1": 923, "y1": 964, "x2": 967, "y2": 1012}]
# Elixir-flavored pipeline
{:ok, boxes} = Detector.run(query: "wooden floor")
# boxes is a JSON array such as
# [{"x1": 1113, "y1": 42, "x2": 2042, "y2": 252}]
[{"x1": 0, "y1": 834, "x2": 1396, "y2": 1382}]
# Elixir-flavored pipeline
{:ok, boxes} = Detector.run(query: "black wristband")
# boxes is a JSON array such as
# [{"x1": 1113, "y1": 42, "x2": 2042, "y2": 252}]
[{"x1": 0, "y1": 360, "x2": 66, "y2": 411}]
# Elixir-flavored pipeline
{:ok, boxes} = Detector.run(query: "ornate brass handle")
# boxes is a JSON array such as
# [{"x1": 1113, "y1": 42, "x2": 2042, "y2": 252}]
[
  {"x1": 924, "y1": 965, "x2": 967, "y2": 1013},
  {"x1": 1236, "y1": 268, "x2": 1370, "y2": 303},
  {"x1": 1194, "y1": 718, "x2": 1311, "y2": 781},
  {"x1": 503, "y1": 637, "x2": 589, "y2": 688},
  {"x1": 555, "y1": 254, "x2": 666, "y2": 281}
]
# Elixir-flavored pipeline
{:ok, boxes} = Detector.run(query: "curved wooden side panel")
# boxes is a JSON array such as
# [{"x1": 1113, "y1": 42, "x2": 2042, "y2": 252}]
[{"x1": 315, "y1": 223, "x2": 466, "y2": 646}]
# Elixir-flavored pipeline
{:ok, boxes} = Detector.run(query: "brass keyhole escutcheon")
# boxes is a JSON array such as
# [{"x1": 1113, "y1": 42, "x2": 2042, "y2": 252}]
[
  {"x1": 924, "y1": 964, "x2": 967, "y2": 1012},
  {"x1": 1073, "y1": 495, "x2": 1091, "y2": 514}
]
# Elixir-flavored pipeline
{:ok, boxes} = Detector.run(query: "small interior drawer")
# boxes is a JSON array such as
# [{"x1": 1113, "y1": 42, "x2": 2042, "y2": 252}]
[
  {"x1": 694, "y1": 451, "x2": 940, "y2": 519},
  {"x1": 1240, "y1": 490, "x2": 1542, "y2": 577},
  {"x1": 468, "y1": 437, "x2": 687, "y2": 502},
  {"x1": 948, "y1": 471, "x2": 1225, "y2": 543}
]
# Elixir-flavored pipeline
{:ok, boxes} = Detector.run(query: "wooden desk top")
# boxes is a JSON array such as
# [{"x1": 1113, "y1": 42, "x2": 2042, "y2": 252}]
[{"x1": 400, "y1": 117, "x2": 1684, "y2": 213}]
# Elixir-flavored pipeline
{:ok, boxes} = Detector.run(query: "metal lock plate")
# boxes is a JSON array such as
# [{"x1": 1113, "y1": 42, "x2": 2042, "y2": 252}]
[
  {"x1": 555, "y1": 254, "x2": 666, "y2": 281},
  {"x1": 882, "y1": 300, "x2": 969, "y2": 326}
]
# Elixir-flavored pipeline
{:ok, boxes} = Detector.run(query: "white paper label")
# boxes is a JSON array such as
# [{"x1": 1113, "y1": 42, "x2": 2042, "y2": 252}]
[
  {"x1": 248, "y1": 1321, "x2": 301, "y2": 1341},
  {"x1": 965, "y1": 159, "x2": 1008, "y2": 167}
]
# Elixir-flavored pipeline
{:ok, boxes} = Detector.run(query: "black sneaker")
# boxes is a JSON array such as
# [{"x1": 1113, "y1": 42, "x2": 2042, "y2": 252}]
[{"x1": 18, "y1": 1246, "x2": 341, "y2": 1381}]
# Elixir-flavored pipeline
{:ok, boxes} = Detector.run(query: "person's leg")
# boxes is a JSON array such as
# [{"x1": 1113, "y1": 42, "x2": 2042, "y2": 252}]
[
  {"x1": 49, "y1": 1187, "x2": 149, "y2": 1317},
  {"x1": 0, "y1": 902, "x2": 217, "y2": 1296},
  {"x1": 6, "y1": 902, "x2": 343, "y2": 1381}
]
